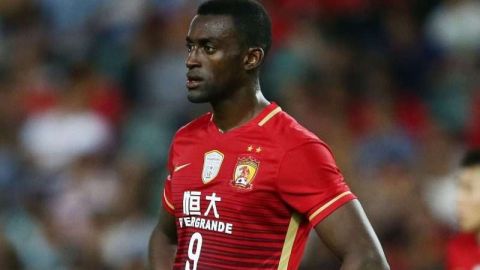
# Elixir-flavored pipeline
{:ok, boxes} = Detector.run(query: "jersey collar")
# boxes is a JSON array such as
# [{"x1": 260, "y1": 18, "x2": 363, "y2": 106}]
[{"x1": 209, "y1": 102, "x2": 281, "y2": 134}]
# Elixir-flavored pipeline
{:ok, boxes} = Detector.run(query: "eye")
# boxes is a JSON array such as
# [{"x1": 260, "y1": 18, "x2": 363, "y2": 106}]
[
  {"x1": 204, "y1": 45, "x2": 216, "y2": 54},
  {"x1": 186, "y1": 43, "x2": 193, "y2": 53}
]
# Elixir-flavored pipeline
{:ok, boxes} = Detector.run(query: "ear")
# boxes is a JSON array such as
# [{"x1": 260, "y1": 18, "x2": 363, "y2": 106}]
[{"x1": 243, "y1": 47, "x2": 265, "y2": 71}]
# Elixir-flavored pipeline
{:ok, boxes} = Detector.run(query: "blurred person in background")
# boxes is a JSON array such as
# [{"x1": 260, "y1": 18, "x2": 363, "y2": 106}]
[
  {"x1": 149, "y1": 0, "x2": 389, "y2": 269},
  {"x1": 20, "y1": 72, "x2": 113, "y2": 173},
  {"x1": 446, "y1": 149, "x2": 480, "y2": 269}
]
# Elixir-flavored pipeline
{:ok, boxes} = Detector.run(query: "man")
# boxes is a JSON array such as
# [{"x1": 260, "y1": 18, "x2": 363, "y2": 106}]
[
  {"x1": 149, "y1": 1, "x2": 389, "y2": 269},
  {"x1": 446, "y1": 149, "x2": 480, "y2": 270}
]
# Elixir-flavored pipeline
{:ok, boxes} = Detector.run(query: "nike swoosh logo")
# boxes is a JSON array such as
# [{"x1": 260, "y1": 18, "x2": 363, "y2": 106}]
[{"x1": 174, "y1": 163, "x2": 191, "y2": 172}]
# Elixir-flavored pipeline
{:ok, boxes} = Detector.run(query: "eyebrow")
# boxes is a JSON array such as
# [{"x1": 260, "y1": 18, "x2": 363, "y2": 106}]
[{"x1": 186, "y1": 37, "x2": 219, "y2": 44}]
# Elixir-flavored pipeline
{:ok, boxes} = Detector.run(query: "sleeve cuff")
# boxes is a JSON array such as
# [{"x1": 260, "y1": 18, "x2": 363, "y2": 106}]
[
  {"x1": 162, "y1": 188, "x2": 175, "y2": 216},
  {"x1": 308, "y1": 191, "x2": 356, "y2": 227}
]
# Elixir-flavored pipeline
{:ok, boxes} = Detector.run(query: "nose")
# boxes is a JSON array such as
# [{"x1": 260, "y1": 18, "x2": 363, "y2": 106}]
[{"x1": 186, "y1": 49, "x2": 201, "y2": 69}]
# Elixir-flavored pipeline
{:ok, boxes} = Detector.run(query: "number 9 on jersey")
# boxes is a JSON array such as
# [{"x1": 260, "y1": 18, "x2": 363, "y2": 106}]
[{"x1": 185, "y1": 232, "x2": 203, "y2": 270}]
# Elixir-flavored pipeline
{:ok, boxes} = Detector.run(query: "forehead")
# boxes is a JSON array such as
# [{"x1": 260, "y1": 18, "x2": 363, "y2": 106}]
[{"x1": 187, "y1": 15, "x2": 237, "y2": 41}]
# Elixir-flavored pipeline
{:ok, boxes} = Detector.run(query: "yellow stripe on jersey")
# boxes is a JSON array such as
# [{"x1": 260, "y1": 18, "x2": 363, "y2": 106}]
[
  {"x1": 278, "y1": 213, "x2": 301, "y2": 270},
  {"x1": 308, "y1": 191, "x2": 352, "y2": 221},
  {"x1": 163, "y1": 189, "x2": 175, "y2": 210},
  {"x1": 258, "y1": 107, "x2": 282, "y2": 126}
]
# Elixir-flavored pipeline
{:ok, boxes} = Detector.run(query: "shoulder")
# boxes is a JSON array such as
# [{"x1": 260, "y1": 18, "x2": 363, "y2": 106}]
[
  {"x1": 262, "y1": 109, "x2": 326, "y2": 151},
  {"x1": 172, "y1": 112, "x2": 211, "y2": 142}
]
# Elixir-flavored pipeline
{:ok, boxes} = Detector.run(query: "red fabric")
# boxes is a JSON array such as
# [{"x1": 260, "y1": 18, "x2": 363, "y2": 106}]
[
  {"x1": 277, "y1": 142, "x2": 355, "y2": 227},
  {"x1": 446, "y1": 233, "x2": 480, "y2": 270},
  {"x1": 394, "y1": 94, "x2": 429, "y2": 139},
  {"x1": 20, "y1": 88, "x2": 58, "y2": 116},
  {"x1": 88, "y1": 84, "x2": 124, "y2": 126},
  {"x1": 466, "y1": 94, "x2": 480, "y2": 147},
  {"x1": 162, "y1": 103, "x2": 355, "y2": 269},
  {"x1": 320, "y1": 0, "x2": 369, "y2": 15},
  {"x1": 347, "y1": 99, "x2": 375, "y2": 137}
]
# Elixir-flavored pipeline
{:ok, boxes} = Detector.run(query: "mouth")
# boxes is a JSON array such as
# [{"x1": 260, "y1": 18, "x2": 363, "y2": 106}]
[{"x1": 186, "y1": 75, "x2": 203, "y2": 90}]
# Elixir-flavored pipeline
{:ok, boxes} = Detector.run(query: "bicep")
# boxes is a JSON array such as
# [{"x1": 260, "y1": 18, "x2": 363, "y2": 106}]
[
  {"x1": 149, "y1": 208, "x2": 177, "y2": 270},
  {"x1": 314, "y1": 200, "x2": 389, "y2": 269},
  {"x1": 158, "y1": 207, "x2": 177, "y2": 245}
]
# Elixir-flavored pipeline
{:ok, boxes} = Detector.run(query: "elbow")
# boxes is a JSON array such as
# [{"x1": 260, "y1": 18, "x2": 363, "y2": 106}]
[
  {"x1": 341, "y1": 249, "x2": 390, "y2": 270},
  {"x1": 364, "y1": 258, "x2": 390, "y2": 270},
  {"x1": 360, "y1": 250, "x2": 390, "y2": 270}
]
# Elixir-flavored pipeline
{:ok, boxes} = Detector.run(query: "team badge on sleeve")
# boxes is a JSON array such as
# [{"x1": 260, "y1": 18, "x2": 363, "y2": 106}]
[
  {"x1": 231, "y1": 156, "x2": 259, "y2": 190},
  {"x1": 202, "y1": 150, "x2": 224, "y2": 183}
]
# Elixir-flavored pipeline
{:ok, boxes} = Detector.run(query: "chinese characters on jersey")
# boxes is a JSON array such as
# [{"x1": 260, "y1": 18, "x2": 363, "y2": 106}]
[{"x1": 180, "y1": 191, "x2": 233, "y2": 234}]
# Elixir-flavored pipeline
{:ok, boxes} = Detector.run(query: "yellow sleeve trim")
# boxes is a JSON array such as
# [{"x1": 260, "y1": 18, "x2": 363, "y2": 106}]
[
  {"x1": 308, "y1": 191, "x2": 352, "y2": 221},
  {"x1": 258, "y1": 107, "x2": 282, "y2": 126},
  {"x1": 163, "y1": 189, "x2": 175, "y2": 210}
]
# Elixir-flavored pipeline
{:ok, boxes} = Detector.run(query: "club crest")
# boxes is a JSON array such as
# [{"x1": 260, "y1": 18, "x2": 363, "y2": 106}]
[
  {"x1": 231, "y1": 156, "x2": 259, "y2": 190},
  {"x1": 202, "y1": 150, "x2": 224, "y2": 184}
]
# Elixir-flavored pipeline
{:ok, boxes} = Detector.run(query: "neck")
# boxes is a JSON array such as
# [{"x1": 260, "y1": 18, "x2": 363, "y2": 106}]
[{"x1": 211, "y1": 79, "x2": 269, "y2": 132}]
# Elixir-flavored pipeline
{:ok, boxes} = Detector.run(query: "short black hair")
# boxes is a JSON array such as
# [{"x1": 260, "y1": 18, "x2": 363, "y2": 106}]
[
  {"x1": 460, "y1": 149, "x2": 480, "y2": 167},
  {"x1": 198, "y1": 0, "x2": 272, "y2": 56}
]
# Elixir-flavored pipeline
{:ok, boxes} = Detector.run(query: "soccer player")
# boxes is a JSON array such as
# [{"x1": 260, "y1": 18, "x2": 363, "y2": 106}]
[
  {"x1": 446, "y1": 149, "x2": 480, "y2": 269},
  {"x1": 149, "y1": 1, "x2": 389, "y2": 269}
]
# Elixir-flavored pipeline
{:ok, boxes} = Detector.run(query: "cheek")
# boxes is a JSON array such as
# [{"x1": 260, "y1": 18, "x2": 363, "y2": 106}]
[
  {"x1": 210, "y1": 56, "x2": 242, "y2": 81},
  {"x1": 458, "y1": 195, "x2": 480, "y2": 219}
]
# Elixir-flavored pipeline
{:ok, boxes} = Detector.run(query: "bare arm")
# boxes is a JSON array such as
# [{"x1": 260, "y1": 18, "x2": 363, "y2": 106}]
[
  {"x1": 314, "y1": 200, "x2": 390, "y2": 270},
  {"x1": 149, "y1": 207, "x2": 177, "y2": 270}
]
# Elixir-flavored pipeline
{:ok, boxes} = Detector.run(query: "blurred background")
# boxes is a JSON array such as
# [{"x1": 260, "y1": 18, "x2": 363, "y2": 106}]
[{"x1": 0, "y1": 0, "x2": 479, "y2": 269}]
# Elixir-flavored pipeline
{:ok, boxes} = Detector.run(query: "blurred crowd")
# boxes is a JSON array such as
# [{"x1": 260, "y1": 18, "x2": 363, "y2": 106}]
[{"x1": 0, "y1": 0, "x2": 479, "y2": 269}]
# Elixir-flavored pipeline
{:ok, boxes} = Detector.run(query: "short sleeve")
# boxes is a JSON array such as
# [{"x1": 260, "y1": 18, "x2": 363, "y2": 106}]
[
  {"x1": 162, "y1": 144, "x2": 175, "y2": 216},
  {"x1": 277, "y1": 142, "x2": 356, "y2": 226}
]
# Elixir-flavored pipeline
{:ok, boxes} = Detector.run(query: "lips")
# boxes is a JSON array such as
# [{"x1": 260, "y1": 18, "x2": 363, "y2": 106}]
[{"x1": 186, "y1": 74, "x2": 203, "y2": 89}]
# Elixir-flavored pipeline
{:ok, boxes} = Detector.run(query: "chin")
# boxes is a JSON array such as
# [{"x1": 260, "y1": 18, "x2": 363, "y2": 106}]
[{"x1": 187, "y1": 93, "x2": 210, "y2": 104}]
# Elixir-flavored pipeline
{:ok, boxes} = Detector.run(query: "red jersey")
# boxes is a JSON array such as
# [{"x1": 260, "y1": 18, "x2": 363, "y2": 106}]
[
  {"x1": 162, "y1": 103, "x2": 356, "y2": 270},
  {"x1": 446, "y1": 233, "x2": 480, "y2": 270}
]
